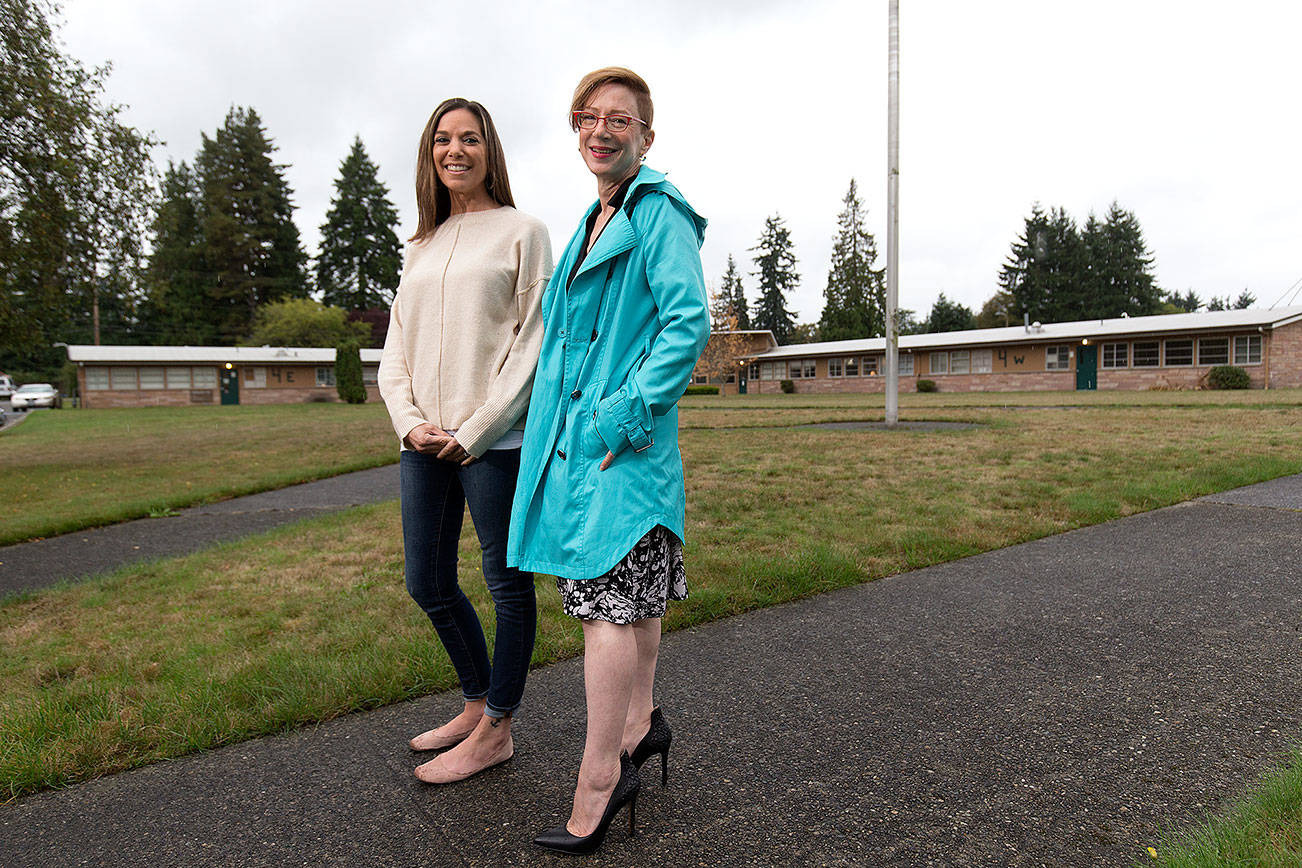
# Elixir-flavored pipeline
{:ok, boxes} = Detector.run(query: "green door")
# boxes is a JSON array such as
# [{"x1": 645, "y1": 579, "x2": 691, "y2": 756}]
[
  {"x1": 1076, "y1": 345, "x2": 1097, "y2": 390},
  {"x1": 738, "y1": 375, "x2": 747, "y2": 395},
  {"x1": 220, "y1": 368, "x2": 240, "y2": 405}
]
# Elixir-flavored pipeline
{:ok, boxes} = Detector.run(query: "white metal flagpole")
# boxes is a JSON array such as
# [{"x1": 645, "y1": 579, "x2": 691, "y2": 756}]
[{"x1": 885, "y1": 0, "x2": 900, "y2": 427}]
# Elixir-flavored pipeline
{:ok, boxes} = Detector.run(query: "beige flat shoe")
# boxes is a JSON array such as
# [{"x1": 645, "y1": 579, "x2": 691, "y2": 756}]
[
  {"x1": 413, "y1": 744, "x2": 514, "y2": 785},
  {"x1": 409, "y1": 726, "x2": 476, "y2": 752}
]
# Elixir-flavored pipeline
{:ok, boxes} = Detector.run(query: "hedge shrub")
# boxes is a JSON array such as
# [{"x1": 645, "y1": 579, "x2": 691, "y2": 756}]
[
  {"x1": 1207, "y1": 365, "x2": 1250, "y2": 390},
  {"x1": 779, "y1": 379, "x2": 795, "y2": 394},
  {"x1": 335, "y1": 340, "x2": 367, "y2": 403},
  {"x1": 916, "y1": 379, "x2": 937, "y2": 392},
  {"x1": 684, "y1": 384, "x2": 720, "y2": 395}
]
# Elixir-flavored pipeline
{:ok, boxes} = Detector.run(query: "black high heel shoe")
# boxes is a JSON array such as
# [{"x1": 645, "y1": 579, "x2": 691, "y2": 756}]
[
  {"x1": 533, "y1": 752, "x2": 640, "y2": 855},
  {"x1": 630, "y1": 707, "x2": 671, "y2": 786}
]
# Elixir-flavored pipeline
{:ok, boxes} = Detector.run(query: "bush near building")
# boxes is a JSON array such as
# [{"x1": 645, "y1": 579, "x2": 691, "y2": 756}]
[
  {"x1": 917, "y1": 379, "x2": 937, "y2": 392},
  {"x1": 1208, "y1": 365, "x2": 1251, "y2": 390}
]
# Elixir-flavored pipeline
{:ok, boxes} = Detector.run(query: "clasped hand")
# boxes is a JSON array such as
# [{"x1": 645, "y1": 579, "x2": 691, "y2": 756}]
[{"x1": 406, "y1": 423, "x2": 474, "y2": 465}]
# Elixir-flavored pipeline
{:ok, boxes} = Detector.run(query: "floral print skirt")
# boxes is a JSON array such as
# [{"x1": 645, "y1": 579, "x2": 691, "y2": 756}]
[{"x1": 556, "y1": 525, "x2": 688, "y2": 624}]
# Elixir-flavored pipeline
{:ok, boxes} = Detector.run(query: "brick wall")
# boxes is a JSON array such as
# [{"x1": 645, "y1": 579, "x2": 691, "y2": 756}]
[
  {"x1": 1268, "y1": 321, "x2": 1302, "y2": 388},
  {"x1": 79, "y1": 389, "x2": 217, "y2": 409}
]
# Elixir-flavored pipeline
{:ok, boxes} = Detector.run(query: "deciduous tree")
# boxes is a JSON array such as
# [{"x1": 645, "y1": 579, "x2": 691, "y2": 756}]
[
  {"x1": 242, "y1": 298, "x2": 369, "y2": 347},
  {"x1": 1, "y1": 0, "x2": 155, "y2": 373}
]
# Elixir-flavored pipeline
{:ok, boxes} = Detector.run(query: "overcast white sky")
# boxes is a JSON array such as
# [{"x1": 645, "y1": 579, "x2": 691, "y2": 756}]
[{"x1": 60, "y1": 0, "x2": 1302, "y2": 323}]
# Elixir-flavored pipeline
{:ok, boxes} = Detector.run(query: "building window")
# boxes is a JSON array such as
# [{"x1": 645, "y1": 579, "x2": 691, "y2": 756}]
[
  {"x1": 1132, "y1": 341, "x2": 1160, "y2": 367},
  {"x1": 166, "y1": 366, "x2": 191, "y2": 389},
  {"x1": 139, "y1": 368, "x2": 165, "y2": 390},
  {"x1": 899, "y1": 354, "x2": 914, "y2": 376},
  {"x1": 949, "y1": 350, "x2": 970, "y2": 375},
  {"x1": 844, "y1": 357, "x2": 859, "y2": 377},
  {"x1": 192, "y1": 367, "x2": 218, "y2": 389},
  {"x1": 802, "y1": 360, "x2": 816, "y2": 378},
  {"x1": 316, "y1": 367, "x2": 337, "y2": 387},
  {"x1": 725, "y1": 372, "x2": 736, "y2": 384},
  {"x1": 827, "y1": 358, "x2": 842, "y2": 377},
  {"x1": 748, "y1": 363, "x2": 760, "y2": 380},
  {"x1": 972, "y1": 349, "x2": 992, "y2": 373},
  {"x1": 245, "y1": 367, "x2": 267, "y2": 389},
  {"x1": 1101, "y1": 343, "x2": 1128, "y2": 369},
  {"x1": 691, "y1": 373, "x2": 708, "y2": 385},
  {"x1": 1045, "y1": 345, "x2": 1070, "y2": 370},
  {"x1": 930, "y1": 352, "x2": 949, "y2": 374},
  {"x1": 788, "y1": 360, "x2": 803, "y2": 379},
  {"x1": 110, "y1": 367, "x2": 138, "y2": 390},
  {"x1": 85, "y1": 367, "x2": 110, "y2": 390},
  {"x1": 1234, "y1": 335, "x2": 1262, "y2": 365},
  {"x1": 863, "y1": 356, "x2": 880, "y2": 375},
  {"x1": 760, "y1": 361, "x2": 774, "y2": 380},
  {"x1": 1198, "y1": 337, "x2": 1229, "y2": 366},
  {"x1": 1164, "y1": 339, "x2": 1193, "y2": 366}
]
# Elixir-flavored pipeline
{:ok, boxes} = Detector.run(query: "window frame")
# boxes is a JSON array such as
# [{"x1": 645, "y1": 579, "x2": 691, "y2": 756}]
[
  {"x1": 1045, "y1": 345, "x2": 1071, "y2": 370},
  {"x1": 1197, "y1": 337, "x2": 1230, "y2": 366},
  {"x1": 1234, "y1": 335, "x2": 1262, "y2": 365},
  {"x1": 1163, "y1": 339, "x2": 1194, "y2": 367},
  {"x1": 1101, "y1": 342, "x2": 1129, "y2": 369},
  {"x1": 929, "y1": 351, "x2": 949, "y2": 375},
  {"x1": 827, "y1": 357, "x2": 843, "y2": 378},
  {"x1": 1132, "y1": 341, "x2": 1160, "y2": 367}
]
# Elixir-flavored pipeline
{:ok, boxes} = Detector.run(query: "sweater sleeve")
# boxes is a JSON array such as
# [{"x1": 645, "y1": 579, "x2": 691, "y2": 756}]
[
  {"x1": 377, "y1": 248, "x2": 427, "y2": 446},
  {"x1": 593, "y1": 194, "x2": 710, "y2": 457},
  {"x1": 452, "y1": 219, "x2": 553, "y2": 457}
]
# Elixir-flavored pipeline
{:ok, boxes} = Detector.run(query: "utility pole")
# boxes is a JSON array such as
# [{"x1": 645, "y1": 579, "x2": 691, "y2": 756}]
[{"x1": 885, "y1": 0, "x2": 900, "y2": 426}]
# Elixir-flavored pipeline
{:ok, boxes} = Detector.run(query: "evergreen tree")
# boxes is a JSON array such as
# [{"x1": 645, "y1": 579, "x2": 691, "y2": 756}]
[
  {"x1": 141, "y1": 161, "x2": 208, "y2": 343},
  {"x1": 1081, "y1": 202, "x2": 1161, "y2": 318},
  {"x1": 334, "y1": 339, "x2": 366, "y2": 403},
  {"x1": 1234, "y1": 289, "x2": 1256, "y2": 309},
  {"x1": 1163, "y1": 288, "x2": 1202, "y2": 312},
  {"x1": 999, "y1": 205, "x2": 1086, "y2": 323},
  {"x1": 925, "y1": 293, "x2": 976, "y2": 333},
  {"x1": 316, "y1": 137, "x2": 402, "y2": 311},
  {"x1": 818, "y1": 179, "x2": 885, "y2": 341},
  {"x1": 194, "y1": 106, "x2": 308, "y2": 342},
  {"x1": 1, "y1": 0, "x2": 155, "y2": 374},
  {"x1": 750, "y1": 214, "x2": 799, "y2": 344},
  {"x1": 717, "y1": 255, "x2": 750, "y2": 330}
]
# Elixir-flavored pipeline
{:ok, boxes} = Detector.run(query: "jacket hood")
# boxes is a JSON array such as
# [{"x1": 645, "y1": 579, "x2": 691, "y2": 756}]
[{"x1": 625, "y1": 166, "x2": 707, "y2": 244}]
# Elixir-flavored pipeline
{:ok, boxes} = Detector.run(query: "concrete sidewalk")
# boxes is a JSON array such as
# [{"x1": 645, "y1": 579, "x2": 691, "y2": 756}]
[
  {"x1": 0, "y1": 464, "x2": 399, "y2": 597},
  {"x1": 3, "y1": 476, "x2": 1301, "y2": 866}
]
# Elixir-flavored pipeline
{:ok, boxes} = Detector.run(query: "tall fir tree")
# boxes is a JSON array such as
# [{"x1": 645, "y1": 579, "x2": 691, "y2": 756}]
[
  {"x1": 717, "y1": 254, "x2": 750, "y2": 330},
  {"x1": 194, "y1": 106, "x2": 308, "y2": 342},
  {"x1": 141, "y1": 161, "x2": 208, "y2": 343},
  {"x1": 750, "y1": 214, "x2": 799, "y2": 344},
  {"x1": 818, "y1": 179, "x2": 886, "y2": 341},
  {"x1": 1081, "y1": 202, "x2": 1160, "y2": 318},
  {"x1": 1, "y1": 0, "x2": 155, "y2": 374},
  {"x1": 316, "y1": 137, "x2": 402, "y2": 311},
  {"x1": 999, "y1": 205, "x2": 1087, "y2": 324}
]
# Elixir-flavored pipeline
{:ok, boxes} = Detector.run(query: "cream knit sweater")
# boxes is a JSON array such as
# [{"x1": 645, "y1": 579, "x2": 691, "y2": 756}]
[{"x1": 379, "y1": 206, "x2": 552, "y2": 457}]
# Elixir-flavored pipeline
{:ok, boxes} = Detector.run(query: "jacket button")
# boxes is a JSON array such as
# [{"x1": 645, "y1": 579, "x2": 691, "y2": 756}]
[
  {"x1": 591, "y1": 330, "x2": 598, "y2": 341},
  {"x1": 556, "y1": 449, "x2": 566, "y2": 460},
  {"x1": 571, "y1": 389, "x2": 582, "y2": 400}
]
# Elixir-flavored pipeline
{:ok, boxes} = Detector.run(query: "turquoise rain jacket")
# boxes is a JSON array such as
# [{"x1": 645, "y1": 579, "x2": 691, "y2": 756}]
[{"x1": 507, "y1": 167, "x2": 710, "y2": 581}]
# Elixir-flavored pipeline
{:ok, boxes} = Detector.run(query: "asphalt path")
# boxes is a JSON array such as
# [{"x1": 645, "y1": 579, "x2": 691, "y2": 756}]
[
  {"x1": 0, "y1": 464, "x2": 400, "y2": 597},
  {"x1": 2, "y1": 475, "x2": 1300, "y2": 866}
]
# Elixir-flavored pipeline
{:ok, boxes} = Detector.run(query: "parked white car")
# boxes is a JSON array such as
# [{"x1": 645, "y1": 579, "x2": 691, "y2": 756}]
[
  {"x1": 10, "y1": 383, "x2": 58, "y2": 410},
  {"x1": 0, "y1": 373, "x2": 14, "y2": 398}
]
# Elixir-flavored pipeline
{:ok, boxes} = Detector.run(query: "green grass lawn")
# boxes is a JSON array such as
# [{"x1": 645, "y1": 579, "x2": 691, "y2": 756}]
[
  {"x1": 0, "y1": 403, "x2": 396, "y2": 545},
  {"x1": 4, "y1": 393, "x2": 1302, "y2": 809},
  {"x1": 3, "y1": 392, "x2": 1302, "y2": 861}
]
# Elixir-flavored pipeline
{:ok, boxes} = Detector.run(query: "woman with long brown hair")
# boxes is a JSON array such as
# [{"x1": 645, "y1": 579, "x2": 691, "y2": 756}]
[{"x1": 379, "y1": 98, "x2": 552, "y2": 784}]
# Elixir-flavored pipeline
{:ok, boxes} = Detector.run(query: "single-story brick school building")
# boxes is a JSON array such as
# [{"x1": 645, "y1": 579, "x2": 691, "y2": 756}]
[
  {"x1": 65, "y1": 345, "x2": 384, "y2": 408},
  {"x1": 706, "y1": 306, "x2": 1302, "y2": 394},
  {"x1": 64, "y1": 305, "x2": 1302, "y2": 408}
]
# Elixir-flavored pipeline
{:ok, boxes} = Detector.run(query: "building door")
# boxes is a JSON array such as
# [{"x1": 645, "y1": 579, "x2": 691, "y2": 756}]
[
  {"x1": 1075, "y1": 345, "x2": 1097, "y2": 390},
  {"x1": 220, "y1": 368, "x2": 240, "y2": 405},
  {"x1": 738, "y1": 376, "x2": 747, "y2": 395}
]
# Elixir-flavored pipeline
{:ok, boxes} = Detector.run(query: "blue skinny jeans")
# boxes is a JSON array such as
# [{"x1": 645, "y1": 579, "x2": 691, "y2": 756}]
[{"x1": 399, "y1": 448, "x2": 536, "y2": 718}]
